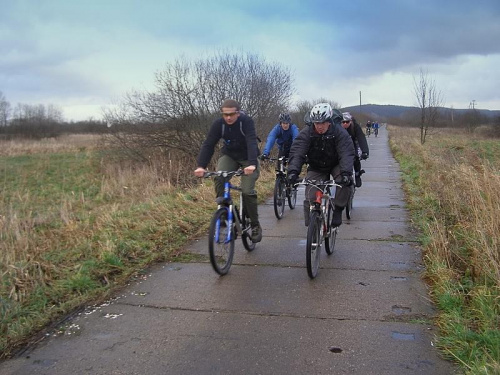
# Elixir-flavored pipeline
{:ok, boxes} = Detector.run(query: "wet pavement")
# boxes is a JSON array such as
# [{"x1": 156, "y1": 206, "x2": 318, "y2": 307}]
[{"x1": 0, "y1": 128, "x2": 458, "y2": 374}]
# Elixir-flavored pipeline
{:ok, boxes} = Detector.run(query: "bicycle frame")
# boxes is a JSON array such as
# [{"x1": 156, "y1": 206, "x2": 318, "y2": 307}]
[
  {"x1": 216, "y1": 179, "x2": 244, "y2": 243},
  {"x1": 203, "y1": 169, "x2": 255, "y2": 275},
  {"x1": 298, "y1": 178, "x2": 341, "y2": 278}
]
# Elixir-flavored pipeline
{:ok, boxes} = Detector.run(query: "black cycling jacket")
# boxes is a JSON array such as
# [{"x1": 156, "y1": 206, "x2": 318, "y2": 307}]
[
  {"x1": 288, "y1": 122, "x2": 354, "y2": 176},
  {"x1": 197, "y1": 113, "x2": 259, "y2": 168},
  {"x1": 346, "y1": 120, "x2": 369, "y2": 155}
]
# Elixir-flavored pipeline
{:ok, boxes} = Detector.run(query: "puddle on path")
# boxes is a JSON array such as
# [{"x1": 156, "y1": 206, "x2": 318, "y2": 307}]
[
  {"x1": 392, "y1": 305, "x2": 412, "y2": 315},
  {"x1": 33, "y1": 359, "x2": 58, "y2": 367},
  {"x1": 390, "y1": 261, "x2": 409, "y2": 270},
  {"x1": 390, "y1": 276, "x2": 408, "y2": 281},
  {"x1": 392, "y1": 331, "x2": 416, "y2": 341}
]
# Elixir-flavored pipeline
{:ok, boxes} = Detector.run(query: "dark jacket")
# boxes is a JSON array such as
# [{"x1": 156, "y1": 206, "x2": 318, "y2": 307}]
[
  {"x1": 288, "y1": 122, "x2": 354, "y2": 176},
  {"x1": 197, "y1": 113, "x2": 259, "y2": 168},
  {"x1": 345, "y1": 119, "x2": 369, "y2": 155}
]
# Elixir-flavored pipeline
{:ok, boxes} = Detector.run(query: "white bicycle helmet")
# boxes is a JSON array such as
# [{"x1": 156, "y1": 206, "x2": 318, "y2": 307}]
[
  {"x1": 310, "y1": 103, "x2": 333, "y2": 123},
  {"x1": 342, "y1": 112, "x2": 352, "y2": 122}
]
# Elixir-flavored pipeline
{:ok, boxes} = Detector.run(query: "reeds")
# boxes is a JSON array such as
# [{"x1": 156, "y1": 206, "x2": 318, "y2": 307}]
[{"x1": 388, "y1": 125, "x2": 499, "y2": 373}]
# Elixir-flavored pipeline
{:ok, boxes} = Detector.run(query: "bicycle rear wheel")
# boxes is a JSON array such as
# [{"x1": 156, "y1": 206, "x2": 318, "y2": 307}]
[
  {"x1": 325, "y1": 202, "x2": 337, "y2": 255},
  {"x1": 241, "y1": 207, "x2": 256, "y2": 252},
  {"x1": 208, "y1": 207, "x2": 235, "y2": 275},
  {"x1": 273, "y1": 177, "x2": 286, "y2": 219},
  {"x1": 306, "y1": 211, "x2": 322, "y2": 279}
]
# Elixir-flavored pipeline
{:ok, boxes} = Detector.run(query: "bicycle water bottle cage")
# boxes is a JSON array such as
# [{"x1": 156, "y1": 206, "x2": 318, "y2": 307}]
[{"x1": 216, "y1": 197, "x2": 232, "y2": 205}]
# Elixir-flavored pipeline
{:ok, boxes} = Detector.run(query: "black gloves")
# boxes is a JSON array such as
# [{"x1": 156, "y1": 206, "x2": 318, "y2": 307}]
[
  {"x1": 258, "y1": 154, "x2": 269, "y2": 161},
  {"x1": 288, "y1": 173, "x2": 299, "y2": 185},
  {"x1": 336, "y1": 174, "x2": 352, "y2": 187},
  {"x1": 361, "y1": 152, "x2": 369, "y2": 160}
]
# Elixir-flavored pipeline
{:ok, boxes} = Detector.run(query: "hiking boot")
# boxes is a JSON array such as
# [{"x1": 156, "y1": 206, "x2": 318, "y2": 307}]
[
  {"x1": 331, "y1": 208, "x2": 343, "y2": 227},
  {"x1": 251, "y1": 223, "x2": 262, "y2": 243}
]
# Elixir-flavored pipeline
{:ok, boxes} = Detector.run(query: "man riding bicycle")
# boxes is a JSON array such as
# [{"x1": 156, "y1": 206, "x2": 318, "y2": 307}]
[
  {"x1": 287, "y1": 103, "x2": 355, "y2": 228},
  {"x1": 194, "y1": 99, "x2": 262, "y2": 243},
  {"x1": 341, "y1": 112, "x2": 369, "y2": 187},
  {"x1": 260, "y1": 113, "x2": 300, "y2": 160}
]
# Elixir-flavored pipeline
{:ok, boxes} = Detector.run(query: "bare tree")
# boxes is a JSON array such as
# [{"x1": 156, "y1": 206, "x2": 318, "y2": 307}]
[
  {"x1": 103, "y1": 51, "x2": 294, "y2": 160},
  {"x1": 293, "y1": 98, "x2": 341, "y2": 126},
  {"x1": 413, "y1": 68, "x2": 444, "y2": 144},
  {"x1": 0, "y1": 91, "x2": 10, "y2": 127}
]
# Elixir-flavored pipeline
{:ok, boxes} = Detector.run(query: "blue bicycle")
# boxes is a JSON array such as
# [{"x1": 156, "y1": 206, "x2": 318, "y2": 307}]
[{"x1": 203, "y1": 170, "x2": 255, "y2": 275}]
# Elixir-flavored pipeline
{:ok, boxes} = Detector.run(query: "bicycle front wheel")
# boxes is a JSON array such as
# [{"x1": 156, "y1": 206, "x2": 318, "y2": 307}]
[
  {"x1": 325, "y1": 203, "x2": 337, "y2": 255},
  {"x1": 346, "y1": 186, "x2": 354, "y2": 220},
  {"x1": 208, "y1": 207, "x2": 235, "y2": 275},
  {"x1": 288, "y1": 184, "x2": 297, "y2": 209},
  {"x1": 241, "y1": 207, "x2": 256, "y2": 252},
  {"x1": 273, "y1": 177, "x2": 286, "y2": 219},
  {"x1": 306, "y1": 211, "x2": 322, "y2": 279}
]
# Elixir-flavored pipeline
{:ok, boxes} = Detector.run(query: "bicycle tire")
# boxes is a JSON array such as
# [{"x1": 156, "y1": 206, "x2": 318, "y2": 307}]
[
  {"x1": 273, "y1": 177, "x2": 286, "y2": 219},
  {"x1": 241, "y1": 207, "x2": 256, "y2": 252},
  {"x1": 208, "y1": 207, "x2": 235, "y2": 275},
  {"x1": 306, "y1": 210, "x2": 322, "y2": 279},
  {"x1": 288, "y1": 185, "x2": 297, "y2": 209},
  {"x1": 346, "y1": 186, "x2": 354, "y2": 220},
  {"x1": 325, "y1": 202, "x2": 337, "y2": 255}
]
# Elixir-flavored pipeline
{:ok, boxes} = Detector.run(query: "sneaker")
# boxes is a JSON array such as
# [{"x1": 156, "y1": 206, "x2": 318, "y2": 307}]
[
  {"x1": 251, "y1": 223, "x2": 262, "y2": 243},
  {"x1": 331, "y1": 209, "x2": 342, "y2": 227}
]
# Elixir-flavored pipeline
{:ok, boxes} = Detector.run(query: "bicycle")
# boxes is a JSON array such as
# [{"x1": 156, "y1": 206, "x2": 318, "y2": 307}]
[
  {"x1": 297, "y1": 179, "x2": 342, "y2": 279},
  {"x1": 267, "y1": 156, "x2": 297, "y2": 219},
  {"x1": 365, "y1": 127, "x2": 371, "y2": 137},
  {"x1": 203, "y1": 170, "x2": 255, "y2": 275},
  {"x1": 374, "y1": 127, "x2": 379, "y2": 137}
]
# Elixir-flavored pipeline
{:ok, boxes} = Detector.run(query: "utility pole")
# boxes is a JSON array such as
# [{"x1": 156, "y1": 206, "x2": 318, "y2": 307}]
[
  {"x1": 359, "y1": 91, "x2": 362, "y2": 112},
  {"x1": 469, "y1": 100, "x2": 476, "y2": 109}
]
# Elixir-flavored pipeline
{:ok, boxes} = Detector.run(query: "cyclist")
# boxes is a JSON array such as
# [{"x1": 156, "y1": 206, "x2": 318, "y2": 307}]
[
  {"x1": 372, "y1": 121, "x2": 380, "y2": 136},
  {"x1": 287, "y1": 103, "x2": 355, "y2": 228},
  {"x1": 341, "y1": 112, "x2": 369, "y2": 187},
  {"x1": 194, "y1": 99, "x2": 262, "y2": 243},
  {"x1": 260, "y1": 113, "x2": 300, "y2": 160},
  {"x1": 365, "y1": 120, "x2": 372, "y2": 136}
]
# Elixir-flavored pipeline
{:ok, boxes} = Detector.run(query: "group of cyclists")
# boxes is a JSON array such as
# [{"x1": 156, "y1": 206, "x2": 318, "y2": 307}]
[
  {"x1": 365, "y1": 120, "x2": 380, "y2": 137},
  {"x1": 194, "y1": 99, "x2": 371, "y2": 244}
]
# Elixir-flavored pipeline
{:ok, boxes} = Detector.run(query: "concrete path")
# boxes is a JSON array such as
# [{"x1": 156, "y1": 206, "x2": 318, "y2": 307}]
[{"x1": 0, "y1": 128, "x2": 457, "y2": 374}]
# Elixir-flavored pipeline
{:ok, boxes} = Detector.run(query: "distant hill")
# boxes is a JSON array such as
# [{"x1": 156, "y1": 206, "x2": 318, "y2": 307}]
[{"x1": 341, "y1": 104, "x2": 500, "y2": 121}]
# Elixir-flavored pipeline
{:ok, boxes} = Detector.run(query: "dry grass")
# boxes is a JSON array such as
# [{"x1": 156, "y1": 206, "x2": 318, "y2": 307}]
[
  {"x1": 0, "y1": 134, "x2": 102, "y2": 156},
  {"x1": 388, "y1": 125, "x2": 499, "y2": 373},
  {"x1": 0, "y1": 136, "x2": 276, "y2": 357}
]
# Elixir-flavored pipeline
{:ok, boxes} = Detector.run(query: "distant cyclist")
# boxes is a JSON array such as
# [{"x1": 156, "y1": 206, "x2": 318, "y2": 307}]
[
  {"x1": 341, "y1": 112, "x2": 369, "y2": 187},
  {"x1": 365, "y1": 120, "x2": 372, "y2": 136},
  {"x1": 372, "y1": 121, "x2": 380, "y2": 137},
  {"x1": 260, "y1": 113, "x2": 300, "y2": 160}
]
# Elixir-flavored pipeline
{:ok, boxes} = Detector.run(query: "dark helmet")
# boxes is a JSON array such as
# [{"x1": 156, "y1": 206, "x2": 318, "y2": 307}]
[{"x1": 278, "y1": 113, "x2": 292, "y2": 123}]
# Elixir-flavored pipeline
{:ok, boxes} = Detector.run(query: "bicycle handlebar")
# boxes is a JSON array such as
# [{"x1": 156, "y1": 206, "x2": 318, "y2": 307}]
[
  {"x1": 202, "y1": 169, "x2": 245, "y2": 178},
  {"x1": 297, "y1": 179, "x2": 342, "y2": 189}
]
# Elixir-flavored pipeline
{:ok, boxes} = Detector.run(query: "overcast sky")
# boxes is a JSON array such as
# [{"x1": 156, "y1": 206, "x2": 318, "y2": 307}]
[{"x1": 1, "y1": 0, "x2": 499, "y2": 121}]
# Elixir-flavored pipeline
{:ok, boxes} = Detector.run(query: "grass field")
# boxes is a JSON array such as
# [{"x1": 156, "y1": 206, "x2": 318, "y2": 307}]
[
  {"x1": 388, "y1": 126, "x2": 500, "y2": 375},
  {"x1": 0, "y1": 135, "x2": 275, "y2": 358}
]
